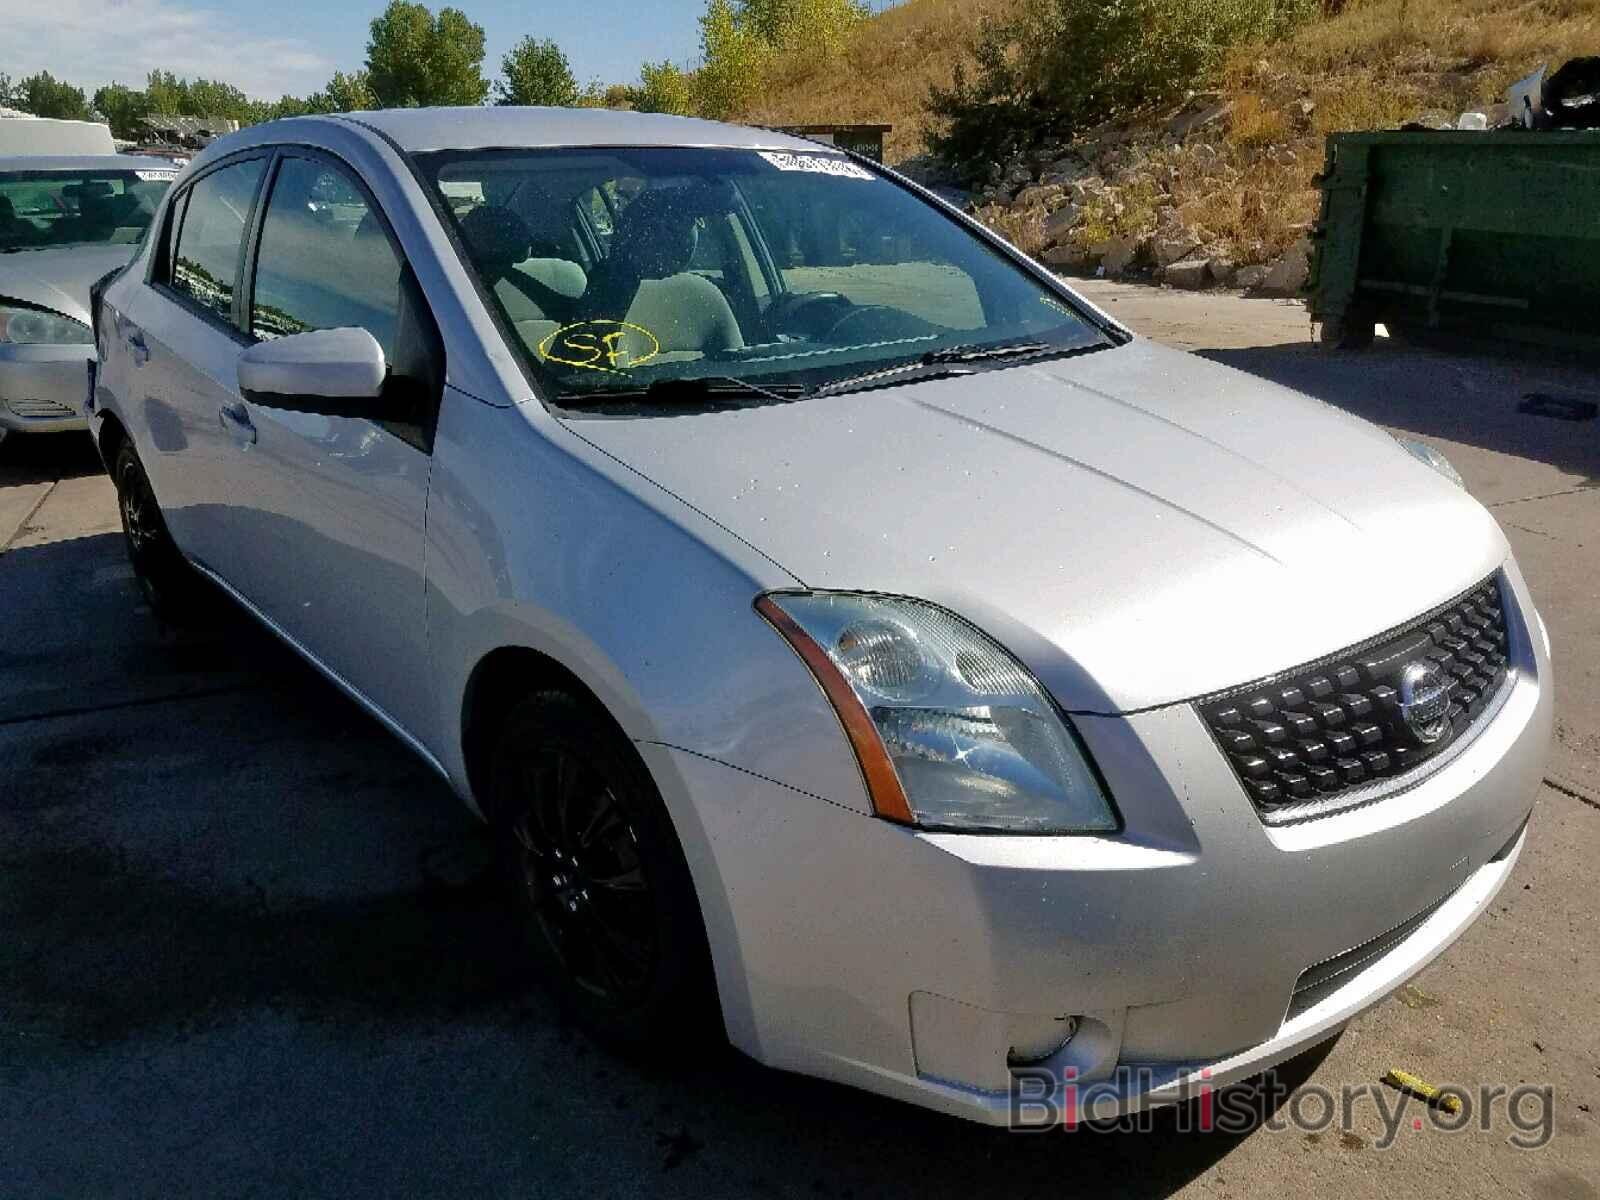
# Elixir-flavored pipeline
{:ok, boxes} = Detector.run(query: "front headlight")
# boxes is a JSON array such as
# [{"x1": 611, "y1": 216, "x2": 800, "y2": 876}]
[
  {"x1": 1394, "y1": 435, "x2": 1465, "y2": 488},
  {"x1": 0, "y1": 304, "x2": 94, "y2": 346},
  {"x1": 757, "y1": 592, "x2": 1118, "y2": 834}
]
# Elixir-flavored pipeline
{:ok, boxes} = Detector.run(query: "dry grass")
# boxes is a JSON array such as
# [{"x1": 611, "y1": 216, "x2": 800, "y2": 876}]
[
  {"x1": 1069, "y1": 176, "x2": 1163, "y2": 252},
  {"x1": 742, "y1": 0, "x2": 1600, "y2": 262},
  {"x1": 745, "y1": 0, "x2": 1600, "y2": 163},
  {"x1": 740, "y1": 0, "x2": 1019, "y2": 162},
  {"x1": 1206, "y1": 0, "x2": 1600, "y2": 258},
  {"x1": 1233, "y1": 0, "x2": 1600, "y2": 108},
  {"x1": 1226, "y1": 91, "x2": 1293, "y2": 147},
  {"x1": 1171, "y1": 150, "x2": 1323, "y2": 263}
]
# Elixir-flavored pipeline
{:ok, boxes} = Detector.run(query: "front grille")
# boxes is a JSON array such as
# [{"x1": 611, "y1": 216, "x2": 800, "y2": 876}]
[
  {"x1": 1199, "y1": 574, "x2": 1512, "y2": 824},
  {"x1": 1286, "y1": 887, "x2": 1456, "y2": 1020},
  {"x1": 5, "y1": 397, "x2": 78, "y2": 419}
]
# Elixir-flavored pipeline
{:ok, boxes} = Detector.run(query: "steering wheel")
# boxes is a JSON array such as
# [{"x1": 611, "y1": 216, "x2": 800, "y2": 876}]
[
  {"x1": 822, "y1": 305, "x2": 938, "y2": 344},
  {"x1": 767, "y1": 291, "x2": 852, "y2": 339}
]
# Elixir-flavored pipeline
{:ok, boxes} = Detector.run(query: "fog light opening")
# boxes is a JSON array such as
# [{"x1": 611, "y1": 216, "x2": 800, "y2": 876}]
[{"x1": 1007, "y1": 1015, "x2": 1080, "y2": 1067}]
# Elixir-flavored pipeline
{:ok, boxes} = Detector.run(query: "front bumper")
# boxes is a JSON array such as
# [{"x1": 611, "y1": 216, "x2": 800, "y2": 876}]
[
  {"x1": 642, "y1": 560, "x2": 1551, "y2": 1125},
  {"x1": 0, "y1": 343, "x2": 92, "y2": 434}
]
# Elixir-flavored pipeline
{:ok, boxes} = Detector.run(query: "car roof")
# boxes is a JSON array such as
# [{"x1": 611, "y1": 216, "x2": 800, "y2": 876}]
[
  {"x1": 0, "y1": 154, "x2": 182, "y2": 173},
  {"x1": 319, "y1": 106, "x2": 828, "y2": 155}
]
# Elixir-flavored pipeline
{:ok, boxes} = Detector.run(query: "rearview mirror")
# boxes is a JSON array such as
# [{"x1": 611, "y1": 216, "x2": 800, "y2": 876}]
[{"x1": 237, "y1": 327, "x2": 387, "y2": 415}]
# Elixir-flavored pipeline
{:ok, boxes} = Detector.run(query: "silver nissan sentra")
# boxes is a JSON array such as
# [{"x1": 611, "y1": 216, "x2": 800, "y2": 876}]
[{"x1": 90, "y1": 107, "x2": 1551, "y2": 1124}]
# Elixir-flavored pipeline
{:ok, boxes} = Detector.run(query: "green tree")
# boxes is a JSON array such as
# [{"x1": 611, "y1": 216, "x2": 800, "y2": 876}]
[
  {"x1": 365, "y1": 1, "x2": 489, "y2": 107},
  {"x1": 632, "y1": 61, "x2": 695, "y2": 115},
  {"x1": 144, "y1": 70, "x2": 186, "y2": 114},
  {"x1": 495, "y1": 36, "x2": 579, "y2": 106},
  {"x1": 738, "y1": 0, "x2": 867, "y2": 54},
  {"x1": 695, "y1": 0, "x2": 769, "y2": 120},
  {"x1": 16, "y1": 71, "x2": 91, "y2": 120},
  {"x1": 93, "y1": 83, "x2": 151, "y2": 139},
  {"x1": 263, "y1": 94, "x2": 315, "y2": 121},
  {"x1": 571, "y1": 79, "x2": 627, "y2": 108},
  {"x1": 0, "y1": 74, "x2": 15, "y2": 109},
  {"x1": 310, "y1": 70, "x2": 378, "y2": 112},
  {"x1": 183, "y1": 78, "x2": 254, "y2": 120}
]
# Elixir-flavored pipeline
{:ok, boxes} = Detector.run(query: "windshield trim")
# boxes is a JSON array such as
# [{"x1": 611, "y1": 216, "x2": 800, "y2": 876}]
[{"x1": 406, "y1": 141, "x2": 1126, "y2": 412}]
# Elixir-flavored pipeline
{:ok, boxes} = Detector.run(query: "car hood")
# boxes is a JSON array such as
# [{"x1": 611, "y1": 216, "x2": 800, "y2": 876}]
[
  {"x1": 563, "y1": 339, "x2": 1507, "y2": 712},
  {"x1": 0, "y1": 244, "x2": 135, "y2": 324}
]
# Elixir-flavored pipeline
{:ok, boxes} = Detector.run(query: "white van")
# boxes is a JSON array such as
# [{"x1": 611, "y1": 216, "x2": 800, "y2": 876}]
[{"x1": 0, "y1": 117, "x2": 118, "y2": 158}]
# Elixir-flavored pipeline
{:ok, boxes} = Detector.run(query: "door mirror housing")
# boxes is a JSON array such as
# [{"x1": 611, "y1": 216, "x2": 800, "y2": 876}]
[{"x1": 237, "y1": 327, "x2": 387, "y2": 415}]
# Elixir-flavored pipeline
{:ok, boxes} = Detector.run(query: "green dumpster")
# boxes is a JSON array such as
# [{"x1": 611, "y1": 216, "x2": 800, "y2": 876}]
[{"x1": 1309, "y1": 130, "x2": 1600, "y2": 352}]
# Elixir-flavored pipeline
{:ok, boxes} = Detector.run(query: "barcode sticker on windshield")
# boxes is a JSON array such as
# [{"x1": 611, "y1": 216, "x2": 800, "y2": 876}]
[
  {"x1": 757, "y1": 152, "x2": 874, "y2": 180},
  {"x1": 134, "y1": 170, "x2": 178, "y2": 181}
]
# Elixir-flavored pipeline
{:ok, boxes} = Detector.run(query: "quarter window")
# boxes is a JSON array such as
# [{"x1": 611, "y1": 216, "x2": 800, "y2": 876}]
[
  {"x1": 250, "y1": 157, "x2": 402, "y2": 356},
  {"x1": 170, "y1": 159, "x2": 265, "y2": 320}
]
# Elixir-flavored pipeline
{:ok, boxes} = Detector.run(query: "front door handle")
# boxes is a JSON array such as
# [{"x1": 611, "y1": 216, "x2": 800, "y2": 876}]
[
  {"x1": 219, "y1": 401, "x2": 257, "y2": 447},
  {"x1": 125, "y1": 331, "x2": 149, "y2": 367}
]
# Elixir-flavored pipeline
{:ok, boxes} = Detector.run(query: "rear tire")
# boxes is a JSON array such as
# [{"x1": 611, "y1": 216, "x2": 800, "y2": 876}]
[
  {"x1": 487, "y1": 690, "x2": 717, "y2": 1053},
  {"x1": 1319, "y1": 307, "x2": 1376, "y2": 350},
  {"x1": 112, "y1": 439, "x2": 211, "y2": 628}
]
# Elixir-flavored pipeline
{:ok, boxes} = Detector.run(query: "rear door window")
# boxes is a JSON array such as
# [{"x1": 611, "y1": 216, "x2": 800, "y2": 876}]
[{"x1": 169, "y1": 159, "x2": 266, "y2": 322}]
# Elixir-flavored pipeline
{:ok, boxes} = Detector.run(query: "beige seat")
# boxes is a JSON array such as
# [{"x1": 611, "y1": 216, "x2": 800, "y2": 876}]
[
  {"x1": 623, "y1": 273, "x2": 743, "y2": 361},
  {"x1": 583, "y1": 188, "x2": 747, "y2": 361},
  {"x1": 457, "y1": 205, "x2": 587, "y2": 356}
]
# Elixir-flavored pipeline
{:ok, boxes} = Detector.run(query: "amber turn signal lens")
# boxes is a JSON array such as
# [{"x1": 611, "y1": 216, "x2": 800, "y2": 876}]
[{"x1": 755, "y1": 594, "x2": 915, "y2": 825}]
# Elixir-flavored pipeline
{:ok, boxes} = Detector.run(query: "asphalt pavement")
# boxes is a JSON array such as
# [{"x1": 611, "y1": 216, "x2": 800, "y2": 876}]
[{"x1": 2, "y1": 289, "x2": 1597, "y2": 1198}]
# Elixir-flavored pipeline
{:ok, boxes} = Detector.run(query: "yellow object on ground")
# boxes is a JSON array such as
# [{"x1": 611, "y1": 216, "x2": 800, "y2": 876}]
[{"x1": 1383, "y1": 1069, "x2": 1464, "y2": 1114}]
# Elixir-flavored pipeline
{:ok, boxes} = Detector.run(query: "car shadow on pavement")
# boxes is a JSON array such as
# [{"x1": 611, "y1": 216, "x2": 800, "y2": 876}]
[
  {"x1": 1, "y1": 532, "x2": 1329, "y2": 1198},
  {"x1": 1200, "y1": 341, "x2": 1600, "y2": 488},
  {"x1": 0, "y1": 429, "x2": 103, "y2": 487}
]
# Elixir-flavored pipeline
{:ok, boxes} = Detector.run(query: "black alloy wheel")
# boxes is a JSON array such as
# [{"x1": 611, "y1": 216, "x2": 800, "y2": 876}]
[
  {"x1": 113, "y1": 438, "x2": 208, "y2": 626},
  {"x1": 488, "y1": 690, "x2": 716, "y2": 1050}
]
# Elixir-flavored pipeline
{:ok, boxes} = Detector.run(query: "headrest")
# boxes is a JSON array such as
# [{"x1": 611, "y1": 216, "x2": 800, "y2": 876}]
[
  {"x1": 607, "y1": 188, "x2": 704, "y2": 281},
  {"x1": 458, "y1": 204, "x2": 531, "y2": 271}
]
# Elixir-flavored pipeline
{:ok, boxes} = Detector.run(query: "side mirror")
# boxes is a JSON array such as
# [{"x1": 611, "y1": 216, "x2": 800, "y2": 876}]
[{"x1": 237, "y1": 327, "x2": 387, "y2": 416}]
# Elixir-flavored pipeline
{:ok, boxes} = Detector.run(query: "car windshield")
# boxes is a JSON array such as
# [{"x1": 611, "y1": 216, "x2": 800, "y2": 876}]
[
  {"x1": 417, "y1": 146, "x2": 1112, "y2": 403},
  {"x1": 0, "y1": 168, "x2": 175, "y2": 253}
]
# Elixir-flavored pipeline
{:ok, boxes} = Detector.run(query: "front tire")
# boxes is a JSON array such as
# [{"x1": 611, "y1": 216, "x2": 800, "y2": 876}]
[
  {"x1": 112, "y1": 439, "x2": 210, "y2": 627},
  {"x1": 487, "y1": 690, "x2": 717, "y2": 1052}
]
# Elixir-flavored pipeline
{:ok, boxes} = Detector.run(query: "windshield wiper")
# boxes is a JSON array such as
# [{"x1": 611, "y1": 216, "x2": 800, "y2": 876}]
[
  {"x1": 810, "y1": 359, "x2": 979, "y2": 398},
  {"x1": 920, "y1": 340, "x2": 1055, "y2": 365},
  {"x1": 812, "y1": 339, "x2": 1095, "y2": 399},
  {"x1": 558, "y1": 375, "x2": 807, "y2": 406}
]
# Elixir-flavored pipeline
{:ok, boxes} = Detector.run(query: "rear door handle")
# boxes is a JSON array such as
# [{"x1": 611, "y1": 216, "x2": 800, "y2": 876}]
[
  {"x1": 219, "y1": 401, "x2": 257, "y2": 447},
  {"x1": 125, "y1": 331, "x2": 149, "y2": 367}
]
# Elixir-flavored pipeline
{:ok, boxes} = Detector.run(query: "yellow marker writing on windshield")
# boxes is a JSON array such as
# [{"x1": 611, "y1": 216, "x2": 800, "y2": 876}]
[{"x1": 539, "y1": 320, "x2": 662, "y2": 374}]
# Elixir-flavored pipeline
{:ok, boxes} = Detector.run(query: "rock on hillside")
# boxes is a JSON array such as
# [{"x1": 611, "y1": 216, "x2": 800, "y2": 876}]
[{"x1": 903, "y1": 91, "x2": 1319, "y2": 295}]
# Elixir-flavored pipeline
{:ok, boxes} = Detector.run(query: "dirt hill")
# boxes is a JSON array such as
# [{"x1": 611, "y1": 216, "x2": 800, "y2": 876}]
[{"x1": 741, "y1": 0, "x2": 1600, "y2": 284}]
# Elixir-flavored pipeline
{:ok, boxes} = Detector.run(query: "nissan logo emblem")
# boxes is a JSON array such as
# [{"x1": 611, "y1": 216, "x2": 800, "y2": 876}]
[{"x1": 1399, "y1": 661, "x2": 1453, "y2": 745}]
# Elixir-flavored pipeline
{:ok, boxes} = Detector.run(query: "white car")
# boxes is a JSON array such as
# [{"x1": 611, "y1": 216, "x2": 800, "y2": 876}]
[
  {"x1": 0, "y1": 154, "x2": 175, "y2": 445},
  {"x1": 90, "y1": 108, "x2": 1551, "y2": 1124}
]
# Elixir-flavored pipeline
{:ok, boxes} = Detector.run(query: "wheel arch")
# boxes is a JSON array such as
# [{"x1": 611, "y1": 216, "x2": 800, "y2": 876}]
[
  {"x1": 460, "y1": 644, "x2": 622, "y2": 822},
  {"x1": 460, "y1": 642, "x2": 738, "y2": 1042},
  {"x1": 93, "y1": 409, "x2": 129, "y2": 475}
]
